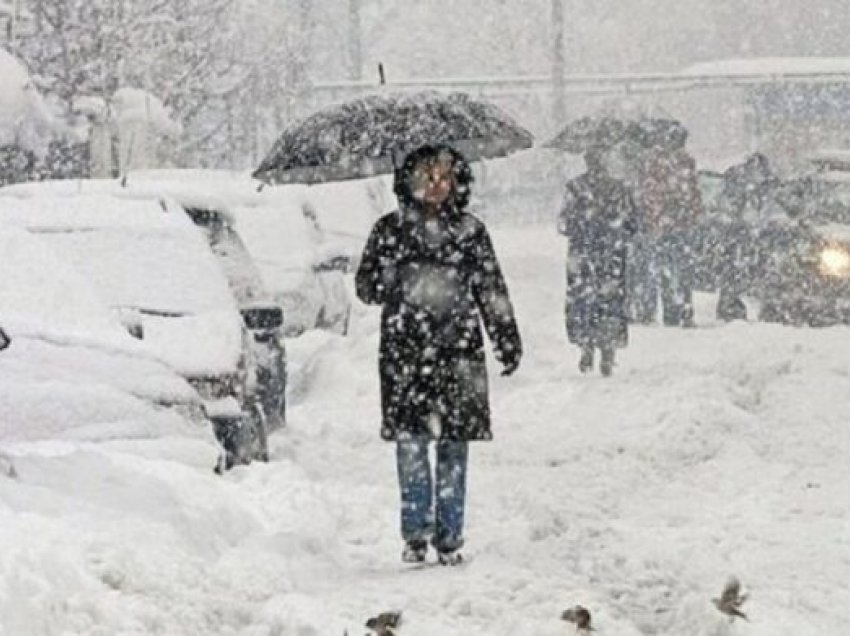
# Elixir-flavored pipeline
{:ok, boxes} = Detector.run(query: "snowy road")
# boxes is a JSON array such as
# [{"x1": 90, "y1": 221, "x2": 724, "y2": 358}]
[{"x1": 3, "y1": 223, "x2": 850, "y2": 635}]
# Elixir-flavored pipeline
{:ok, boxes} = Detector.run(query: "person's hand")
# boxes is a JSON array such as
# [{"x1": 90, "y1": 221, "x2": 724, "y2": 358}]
[{"x1": 500, "y1": 354, "x2": 520, "y2": 377}]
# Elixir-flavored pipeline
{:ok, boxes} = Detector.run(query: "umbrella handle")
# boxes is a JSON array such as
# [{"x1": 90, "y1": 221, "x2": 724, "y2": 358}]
[
  {"x1": 390, "y1": 147, "x2": 406, "y2": 169},
  {"x1": 390, "y1": 147, "x2": 407, "y2": 198}
]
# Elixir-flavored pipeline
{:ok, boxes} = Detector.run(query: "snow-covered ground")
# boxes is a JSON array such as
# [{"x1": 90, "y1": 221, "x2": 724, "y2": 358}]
[{"x1": 2, "y1": 219, "x2": 850, "y2": 635}]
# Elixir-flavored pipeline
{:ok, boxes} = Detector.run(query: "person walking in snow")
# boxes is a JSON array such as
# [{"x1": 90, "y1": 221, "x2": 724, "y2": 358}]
[
  {"x1": 632, "y1": 143, "x2": 703, "y2": 326},
  {"x1": 559, "y1": 147, "x2": 638, "y2": 377},
  {"x1": 714, "y1": 152, "x2": 779, "y2": 321},
  {"x1": 355, "y1": 144, "x2": 522, "y2": 565}
]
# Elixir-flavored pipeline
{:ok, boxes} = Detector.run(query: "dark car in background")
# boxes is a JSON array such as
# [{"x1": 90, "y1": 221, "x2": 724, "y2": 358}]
[
  {"x1": 756, "y1": 172, "x2": 850, "y2": 325},
  {"x1": 692, "y1": 161, "x2": 850, "y2": 326}
]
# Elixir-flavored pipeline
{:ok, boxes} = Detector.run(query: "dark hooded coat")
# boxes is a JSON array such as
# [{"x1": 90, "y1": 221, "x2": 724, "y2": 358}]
[
  {"x1": 355, "y1": 146, "x2": 521, "y2": 442},
  {"x1": 558, "y1": 168, "x2": 638, "y2": 348}
]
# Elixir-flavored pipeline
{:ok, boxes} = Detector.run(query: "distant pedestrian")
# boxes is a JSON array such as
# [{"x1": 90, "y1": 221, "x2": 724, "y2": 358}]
[
  {"x1": 559, "y1": 148, "x2": 638, "y2": 376},
  {"x1": 632, "y1": 144, "x2": 703, "y2": 326},
  {"x1": 715, "y1": 153, "x2": 778, "y2": 321}
]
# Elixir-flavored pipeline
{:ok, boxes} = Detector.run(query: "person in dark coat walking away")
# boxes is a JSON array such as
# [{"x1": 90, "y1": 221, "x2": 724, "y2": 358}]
[
  {"x1": 715, "y1": 152, "x2": 779, "y2": 321},
  {"x1": 633, "y1": 144, "x2": 703, "y2": 326},
  {"x1": 355, "y1": 144, "x2": 522, "y2": 565},
  {"x1": 559, "y1": 148, "x2": 638, "y2": 376}
]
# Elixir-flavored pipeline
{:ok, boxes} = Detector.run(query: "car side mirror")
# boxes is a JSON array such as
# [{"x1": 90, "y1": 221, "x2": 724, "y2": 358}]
[
  {"x1": 0, "y1": 328, "x2": 10, "y2": 351},
  {"x1": 241, "y1": 304, "x2": 283, "y2": 331}
]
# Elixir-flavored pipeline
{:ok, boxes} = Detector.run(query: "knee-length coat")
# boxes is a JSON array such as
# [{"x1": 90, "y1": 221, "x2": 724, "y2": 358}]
[
  {"x1": 356, "y1": 207, "x2": 521, "y2": 442},
  {"x1": 558, "y1": 170, "x2": 638, "y2": 348}
]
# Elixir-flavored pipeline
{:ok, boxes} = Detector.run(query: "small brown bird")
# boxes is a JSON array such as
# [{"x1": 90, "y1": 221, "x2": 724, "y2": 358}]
[
  {"x1": 561, "y1": 605, "x2": 592, "y2": 632},
  {"x1": 0, "y1": 453, "x2": 16, "y2": 479},
  {"x1": 712, "y1": 577, "x2": 749, "y2": 621},
  {"x1": 365, "y1": 611, "x2": 402, "y2": 635}
]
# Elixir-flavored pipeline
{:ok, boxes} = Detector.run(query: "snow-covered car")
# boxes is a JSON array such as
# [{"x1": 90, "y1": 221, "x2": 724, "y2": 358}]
[
  {"x1": 293, "y1": 173, "x2": 396, "y2": 253},
  {"x1": 0, "y1": 171, "x2": 391, "y2": 336},
  {"x1": 0, "y1": 225, "x2": 205, "y2": 444},
  {"x1": 0, "y1": 193, "x2": 283, "y2": 467},
  {"x1": 116, "y1": 169, "x2": 357, "y2": 336}
]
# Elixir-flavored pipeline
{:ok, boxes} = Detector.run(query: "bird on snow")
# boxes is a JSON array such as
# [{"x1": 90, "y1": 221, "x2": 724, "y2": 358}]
[
  {"x1": 0, "y1": 452, "x2": 16, "y2": 479},
  {"x1": 712, "y1": 576, "x2": 749, "y2": 621},
  {"x1": 561, "y1": 605, "x2": 593, "y2": 632},
  {"x1": 365, "y1": 611, "x2": 402, "y2": 635}
]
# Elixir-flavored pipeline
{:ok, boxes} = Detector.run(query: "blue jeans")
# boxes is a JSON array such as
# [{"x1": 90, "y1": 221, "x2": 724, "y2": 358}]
[{"x1": 396, "y1": 435, "x2": 468, "y2": 552}]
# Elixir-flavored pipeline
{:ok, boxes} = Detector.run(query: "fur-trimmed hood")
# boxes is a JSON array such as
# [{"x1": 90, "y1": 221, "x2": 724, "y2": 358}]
[{"x1": 392, "y1": 144, "x2": 474, "y2": 217}]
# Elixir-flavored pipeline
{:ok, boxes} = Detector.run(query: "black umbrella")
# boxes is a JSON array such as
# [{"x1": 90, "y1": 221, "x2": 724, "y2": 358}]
[
  {"x1": 544, "y1": 116, "x2": 629, "y2": 154},
  {"x1": 627, "y1": 117, "x2": 688, "y2": 151},
  {"x1": 253, "y1": 91, "x2": 534, "y2": 185}
]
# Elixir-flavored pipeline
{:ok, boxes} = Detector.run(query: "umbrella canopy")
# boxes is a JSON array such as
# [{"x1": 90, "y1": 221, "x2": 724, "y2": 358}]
[
  {"x1": 544, "y1": 116, "x2": 629, "y2": 154},
  {"x1": 626, "y1": 118, "x2": 688, "y2": 151},
  {"x1": 253, "y1": 92, "x2": 533, "y2": 185}
]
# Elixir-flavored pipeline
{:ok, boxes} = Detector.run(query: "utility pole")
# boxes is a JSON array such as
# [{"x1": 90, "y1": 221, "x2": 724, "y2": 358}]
[
  {"x1": 2, "y1": 0, "x2": 17, "y2": 41},
  {"x1": 552, "y1": 0, "x2": 565, "y2": 125},
  {"x1": 348, "y1": 0, "x2": 362, "y2": 81}
]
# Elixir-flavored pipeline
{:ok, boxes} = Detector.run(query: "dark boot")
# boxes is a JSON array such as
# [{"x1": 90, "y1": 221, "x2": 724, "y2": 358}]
[
  {"x1": 600, "y1": 347, "x2": 615, "y2": 377},
  {"x1": 717, "y1": 291, "x2": 747, "y2": 321},
  {"x1": 579, "y1": 347, "x2": 594, "y2": 373},
  {"x1": 681, "y1": 304, "x2": 696, "y2": 328},
  {"x1": 662, "y1": 305, "x2": 681, "y2": 326},
  {"x1": 437, "y1": 548, "x2": 463, "y2": 566},
  {"x1": 402, "y1": 539, "x2": 428, "y2": 563}
]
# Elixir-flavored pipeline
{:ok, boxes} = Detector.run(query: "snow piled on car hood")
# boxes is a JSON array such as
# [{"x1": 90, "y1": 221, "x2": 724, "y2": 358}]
[
  {"x1": 0, "y1": 336, "x2": 200, "y2": 443},
  {"x1": 137, "y1": 310, "x2": 244, "y2": 379},
  {"x1": 0, "y1": 227, "x2": 201, "y2": 444},
  {"x1": 0, "y1": 226, "x2": 131, "y2": 346}
]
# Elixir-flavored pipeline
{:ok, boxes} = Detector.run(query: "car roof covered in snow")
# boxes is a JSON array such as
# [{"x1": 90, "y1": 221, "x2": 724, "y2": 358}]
[
  {"x1": 0, "y1": 176, "x2": 239, "y2": 225},
  {"x1": 0, "y1": 193, "x2": 236, "y2": 316},
  {"x1": 0, "y1": 193, "x2": 243, "y2": 376}
]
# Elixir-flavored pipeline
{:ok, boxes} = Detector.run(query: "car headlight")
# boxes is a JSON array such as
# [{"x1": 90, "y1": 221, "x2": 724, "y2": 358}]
[{"x1": 819, "y1": 246, "x2": 850, "y2": 277}]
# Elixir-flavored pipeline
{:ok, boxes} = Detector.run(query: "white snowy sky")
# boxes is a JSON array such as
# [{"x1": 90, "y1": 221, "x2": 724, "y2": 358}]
[{"x1": 300, "y1": 0, "x2": 850, "y2": 80}]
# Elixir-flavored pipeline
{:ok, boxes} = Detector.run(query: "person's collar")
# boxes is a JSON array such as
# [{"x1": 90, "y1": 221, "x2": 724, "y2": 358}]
[{"x1": 397, "y1": 201, "x2": 458, "y2": 225}]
